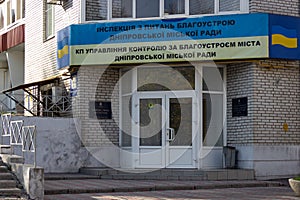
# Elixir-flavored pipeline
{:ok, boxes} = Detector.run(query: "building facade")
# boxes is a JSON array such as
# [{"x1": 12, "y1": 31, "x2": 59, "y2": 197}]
[
  {"x1": 0, "y1": 0, "x2": 25, "y2": 113},
  {"x1": 4, "y1": 0, "x2": 300, "y2": 179}
]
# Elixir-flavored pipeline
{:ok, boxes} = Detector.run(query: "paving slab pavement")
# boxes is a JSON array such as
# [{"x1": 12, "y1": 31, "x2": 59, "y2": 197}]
[
  {"x1": 44, "y1": 178, "x2": 296, "y2": 200},
  {"x1": 44, "y1": 186, "x2": 299, "y2": 200}
]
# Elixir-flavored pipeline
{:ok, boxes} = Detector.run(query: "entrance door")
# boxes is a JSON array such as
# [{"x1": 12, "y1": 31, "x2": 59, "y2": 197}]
[{"x1": 136, "y1": 92, "x2": 196, "y2": 168}]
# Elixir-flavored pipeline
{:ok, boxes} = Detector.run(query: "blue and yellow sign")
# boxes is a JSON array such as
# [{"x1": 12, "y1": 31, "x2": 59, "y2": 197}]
[
  {"x1": 57, "y1": 13, "x2": 300, "y2": 69},
  {"x1": 269, "y1": 14, "x2": 300, "y2": 60},
  {"x1": 57, "y1": 26, "x2": 70, "y2": 68}
]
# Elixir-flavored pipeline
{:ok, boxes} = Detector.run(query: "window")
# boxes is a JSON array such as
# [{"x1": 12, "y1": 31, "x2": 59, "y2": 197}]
[
  {"x1": 164, "y1": 0, "x2": 185, "y2": 15},
  {"x1": 111, "y1": 0, "x2": 160, "y2": 18},
  {"x1": 0, "y1": 6, "x2": 4, "y2": 29},
  {"x1": 219, "y1": 0, "x2": 240, "y2": 12},
  {"x1": 45, "y1": 4, "x2": 54, "y2": 39},
  {"x1": 85, "y1": 0, "x2": 248, "y2": 21},
  {"x1": 136, "y1": 0, "x2": 159, "y2": 18},
  {"x1": 120, "y1": 68, "x2": 134, "y2": 147},
  {"x1": 107, "y1": 0, "x2": 247, "y2": 20},
  {"x1": 202, "y1": 67, "x2": 225, "y2": 147},
  {"x1": 112, "y1": 0, "x2": 132, "y2": 18},
  {"x1": 11, "y1": 0, "x2": 16, "y2": 23},
  {"x1": 189, "y1": 0, "x2": 214, "y2": 15},
  {"x1": 137, "y1": 67, "x2": 195, "y2": 91},
  {"x1": 6, "y1": 0, "x2": 23, "y2": 25}
]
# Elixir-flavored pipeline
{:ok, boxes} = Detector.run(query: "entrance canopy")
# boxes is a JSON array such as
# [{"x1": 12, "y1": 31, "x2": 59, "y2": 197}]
[{"x1": 1, "y1": 75, "x2": 62, "y2": 116}]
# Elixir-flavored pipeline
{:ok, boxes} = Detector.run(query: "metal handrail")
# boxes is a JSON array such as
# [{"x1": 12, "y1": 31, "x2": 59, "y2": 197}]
[
  {"x1": 8, "y1": 93, "x2": 72, "y2": 117},
  {"x1": 10, "y1": 120, "x2": 23, "y2": 145},
  {"x1": 1, "y1": 113, "x2": 11, "y2": 137},
  {"x1": 10, "y1": 120, "x2": 24, "y2": 156},
  {"x1": 22, "y1": 125, "x2": 37, "y2": 168},
  {"x1": 0, "y1": 114, "x2": 37, "y2": 167},
  {"x1": 0, "y1": 113, "x2": 11, "y2": 154},
  {"x1": 43, "y1": 95, "x2": 72, "y2": 113}
]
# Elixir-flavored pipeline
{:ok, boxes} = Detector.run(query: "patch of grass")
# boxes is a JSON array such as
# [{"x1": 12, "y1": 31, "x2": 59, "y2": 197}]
[{"x1": 294, "y1": 177, "x2": 300, "y2": 181}]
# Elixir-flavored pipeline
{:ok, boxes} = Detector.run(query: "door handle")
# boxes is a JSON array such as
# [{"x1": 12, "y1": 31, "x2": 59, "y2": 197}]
[{"x1": 166, "y1": 128, "x2": 175, "y2": 142}]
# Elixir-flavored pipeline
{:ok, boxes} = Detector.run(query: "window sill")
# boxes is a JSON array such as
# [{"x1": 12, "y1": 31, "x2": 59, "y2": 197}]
[
  {"x1": 0, "y1": 18, "x2": 25, "y2": 35},
  {"x1": 44, "y1": 35, "x2": 55, "y2": 42}
]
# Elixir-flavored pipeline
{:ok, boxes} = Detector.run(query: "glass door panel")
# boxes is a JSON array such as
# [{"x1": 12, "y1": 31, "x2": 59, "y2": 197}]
[
  {"x1": 139, "y1": 98, "x2": 162, "y2": 146},
  {"x1": 166, "y1": 96, "x2": 194, "y2": 168},
  {"x1": 169, "y1": 97, "x2": 192, "y2": 146}
]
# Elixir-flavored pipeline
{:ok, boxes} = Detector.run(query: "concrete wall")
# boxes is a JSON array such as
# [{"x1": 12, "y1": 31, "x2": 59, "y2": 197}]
[
  {"x1": 11, "y1": 116, "x2": 105, "y2": 173},
  {"x1": 236, "y1": 145, "x2": 300, "y2": 179},
  {"x1": 10, "y1": 164, "x2": 44, "y2": 200},
  {"x1": 6, "y1": 50, "x2": 24, "y2": 87},
  {"x1": 0, "y1": 63, "x2": 13, "y2": 111}
]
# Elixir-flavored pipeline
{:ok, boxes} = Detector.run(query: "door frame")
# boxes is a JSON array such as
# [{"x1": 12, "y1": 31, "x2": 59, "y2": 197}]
[
  {"x1": 133, "y1": 90, "x2": 198, "y2": 168},
  {"x1": 119, "y1": 63, "x2": 226, "y2": 169}
]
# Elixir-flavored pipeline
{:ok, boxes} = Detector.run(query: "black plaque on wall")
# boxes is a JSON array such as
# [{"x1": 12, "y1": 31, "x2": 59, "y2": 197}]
[
  {"x1": 89, "y1": 101, "x2": 112, "y2": 119},
  {"x1": 232, "y1": 97, "x2": 248, "y2": 117}
]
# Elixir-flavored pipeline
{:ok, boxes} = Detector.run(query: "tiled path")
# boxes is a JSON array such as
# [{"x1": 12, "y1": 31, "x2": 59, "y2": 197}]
[{"x1": 44, "y1": 186, "x2": 298, "y2": 200}]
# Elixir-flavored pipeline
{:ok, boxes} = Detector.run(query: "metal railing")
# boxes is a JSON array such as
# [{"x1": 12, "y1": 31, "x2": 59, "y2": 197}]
[
  {"x1": 10, "y1": 120, "x2": 24, "y2": 156},
  {"x1": 10, "y1": 120, "x2": 23, "y2": 145},
  {"x1": 8, "y1": 93, "x2": 72, "y2": 117},
  {"x1": 42, "y1": 95, "x2": 72, "y2": 116},
  {"x1": 0, "y1": 114, "x2": 37, "y2": 168},
  {"x1": 1, "y1": 113, "x2": 11, "y2": 148},
  {"x1": 1, "y1": 113, "x2": 11, "y2": 137},
  {"x1": 22, "y1": 125, "x2": 37, "y2": 168}
]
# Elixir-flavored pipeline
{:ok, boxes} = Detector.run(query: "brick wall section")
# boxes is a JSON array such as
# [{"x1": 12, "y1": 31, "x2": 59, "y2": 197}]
[
  {"x1": 252, "y1": 60, "x2": 300, "y2": 144},
  {"x1": 227, "y1": 60, "x2": 300, "y2": 145},
  {"x1": 249, "y1": 0, "x2": 300, "y2": 16},
  {"x1": 25, "y1": 0, "x2": 80, "y2": 84},
  {"x1": 227, "y1": 62, "x2": 255, "y2": 144},
  {"x1": 73, "y1": 66, "x2": 120, "y2": 147}
]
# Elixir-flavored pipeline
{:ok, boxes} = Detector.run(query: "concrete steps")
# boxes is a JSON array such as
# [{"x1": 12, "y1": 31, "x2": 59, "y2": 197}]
[
  {"x1": 44, "y1": 173, "x2": 100, "y2": 180},
  {"x1": 0, "y1": 145, "x2": 11, "y2": 154},
  {"x1": 0, "y1": 157, "x2": 22, "y2": 198},
  {"x1": 79, "y1": 168, "x2": 255, "y2": 181},
  {"x1": 44, "y1": 177, "x2": 284, "y2": 196},
  {"x1": 0, "y1": 188, "x2": 22, "y2": 197},
  {"x1": 1, "y1": 154, "x2": 24, "y2": 164},
  {"x1": 44, "y1": 169, "x2": 282, "y2": 197},
  {"x1": 0, "y1": 173, "x2": 14, "y2": 180}
]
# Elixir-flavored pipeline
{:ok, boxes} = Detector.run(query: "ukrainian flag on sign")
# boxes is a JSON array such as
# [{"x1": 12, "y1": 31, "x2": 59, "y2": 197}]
[
  {"x1": 272, "y1": 26, "x2": 298, "y2": 48},
  {"x1": 57, "y1": 27, "x2": 70, "y2": 69},
  {"x1": 58, "y1": 39, "x2": 69, "y2": 59}
]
